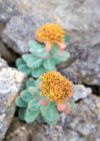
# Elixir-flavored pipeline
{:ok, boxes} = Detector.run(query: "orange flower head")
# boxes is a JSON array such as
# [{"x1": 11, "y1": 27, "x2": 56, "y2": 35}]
[
  {"x1": 40, "y1": 71, "x2": 73, "y2": 103},
  {"x1": 36, "y1": 24, "x2": 66, "y2": 51}
]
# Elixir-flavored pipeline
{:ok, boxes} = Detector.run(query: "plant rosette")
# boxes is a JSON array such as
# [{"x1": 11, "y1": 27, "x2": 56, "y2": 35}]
[
  {"x1": 16, "y1": 72, "x2": 75, "y2": 125},
  {"x1": 16, "y1": 24, "x2": 70, "y2": 78}
]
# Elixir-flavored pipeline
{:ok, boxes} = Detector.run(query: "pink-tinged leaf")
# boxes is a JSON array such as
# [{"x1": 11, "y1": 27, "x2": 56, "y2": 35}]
[
  {"x1": 39, "y1": 98, "x2": 49, "y2": 106},
  {"x1": 56, "y1": 102, "x2": 66, "y2": 112},
  {"x1": 57, "y1": 42, "x2": 67, "y2": 50},
  {"x1": 45, "y1": 42, "x2": 52, "y2": 51},
  {"x1": 39, "y1": 81, "x2": 42, "y2": 87}
]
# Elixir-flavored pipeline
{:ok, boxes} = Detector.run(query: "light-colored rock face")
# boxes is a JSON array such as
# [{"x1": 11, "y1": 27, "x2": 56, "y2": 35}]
[
  {"x1": 0, "y1": 58, "x2": 25, "y2": 141},
  {"x1": 73, "y1": 84, "x2": 92, "y2": 101},
  {"x1": 0, "y1": 0, "x2": 100, "y2": 86},
  {"x1": 5, "y1": 95, "x2": 100, "y2": 141},
  {"x1": 0, "y1": 58, "x2": 8, "y2": 68}
]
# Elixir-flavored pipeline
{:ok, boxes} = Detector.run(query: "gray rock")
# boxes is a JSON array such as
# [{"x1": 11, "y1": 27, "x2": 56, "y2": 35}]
[
  {"x1": 0, "y1": 0, "x2": 53, "y2": 25},
  {"x1": 5, "y1": 118, "x2": 65, "y2": 141},
  {"x1": 0, "y1": 0, "x2": 100, "y2": 86},
  {"x1": 0, "y1": 58, "x2": 25, "y2": 141},
  {"x1": 1, "y1": 14, "x2": 53, "y2": 54},
  {"x1": 5, "y1": 95, "x2": 100, "y2": 141},
  {"x1": 0, "y1": 58, "x2": 8, "y2": 69},
  {"x1": 59, "y1": 45, "x2": 100, "y2": 86},
  {"x1": 63, "y1": 95, "x2": 100, "y2": 141},
  {"x1": 1, "y1": 0, "x2": 100, "y2": 53},
  {"x1": 73, "y1": 84, "x2": 92, "y2": 101},
  {"x1": 0, "y1": 0, "x2": 28, "y2": 23},
  {"x1": 0, "y1": 0, "x2": 40, "y2": 23},
  {"x1": 0, "y1": 0, "x2": 20, "y2": 32}
]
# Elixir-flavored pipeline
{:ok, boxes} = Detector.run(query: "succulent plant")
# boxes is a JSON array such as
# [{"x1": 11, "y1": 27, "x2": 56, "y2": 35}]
[
  {"x1": 16, "y1": 24, "x2": 75, "y2": 125},
  {"x1": 16, "y1": 24, "x2": 70, "y2": 78},
  {"x1": 16, "y1": 72, "x2": 75, "y2": 125}
]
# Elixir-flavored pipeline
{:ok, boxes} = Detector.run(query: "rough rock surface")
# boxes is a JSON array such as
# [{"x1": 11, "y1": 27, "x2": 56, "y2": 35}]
[
  {"x1": 5, "y1": 95, "x2": 100, "y2": 141},
  {"x1": 73, "y1": 84, "x2": 92, "y2": 101},
  {"x1": 5, "y1": 118, "x2": 65, "y2": 141},
  {"x1": 1, "y1": 0, "x2": 100, "y2": 53},
  {"x1": 0, "y1": 58, "x2": 25, "y2": 141},
  {"x1": 0, "y1": 14, "x2": 52, "y2": 54},
  {"x1": 0, "y1": 0, "x2": 39, "y2": 23},
  {"x1": 59, "y1": 45, "x2": 100, "y2": 86},
  {"x1": 0, "y1": 58, "x2": 8, "y2": 69},
  {"x1": 63, "y1": 95, "x2": 100, "y2": 141},
  {"x1": 0, "y1": 0, "x2": 100, "y2": 86}
]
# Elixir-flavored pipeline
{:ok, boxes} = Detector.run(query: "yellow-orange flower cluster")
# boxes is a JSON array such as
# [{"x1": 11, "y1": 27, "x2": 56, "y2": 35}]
[
  {"x1": 36, "y1": 24, "x2": 65, "y2": 44},
  {"x1": 40, "y1": 71, "x2": 73, "y2": 103}
]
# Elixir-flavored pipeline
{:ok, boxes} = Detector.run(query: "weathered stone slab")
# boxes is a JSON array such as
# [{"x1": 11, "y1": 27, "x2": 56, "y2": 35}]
[{"x1": 0, "y1": 58, "x2": 25, "y2": 141}]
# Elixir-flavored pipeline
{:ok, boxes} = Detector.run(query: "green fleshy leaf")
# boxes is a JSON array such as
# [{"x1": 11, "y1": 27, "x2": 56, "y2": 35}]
[
  {"x1": 29, "y1": 44, "x2": 44, "y2": 54},
  {"x1": 18, "y1": 108, "x2": 26, "y2": 121},
  {"x1": 20, "y1": 90, "x2": 33, "y2": 103},
  {"x1": 34, "y1": 88, "x2": 40, "y2": 97},
  {"x1": 16, "y1": 96, "x2": 27, "y2": 108},
  {"x1": 16, "y1": 58, "x2": 25, "y2": 67},
  {"x1": 43, "y1": 58, "x2": 56, "y2": 70},
  {"x1": 26, "y1": 78, "x2": 36, "y2": 88},
  {"x1": 28, "y1": 40, "x2": 44, "y2": 51},
  {"x1": 31, "y1": 66, "x2": 46, "y2": 78},
  {"x1": 27, "y1": 87, "x2": 35, "y2": 95},
  {"x1": 27, "y1": 57, "x2": 43, "y2": 68},
  {"x1": 68, "y1": 99, "x2": 75, "y2": 110},
  {"x1": 50, "y1": 44, "x2": 59, "y2": 55},
  {"x1": 28, "y1": 40, "x2": 38, "y2": 48},
  {"x1": 33, "y1": 87, "x2": 40, "y2": 95},
  {"x1": 25, "y1": 109, "x2": 40, "y2": 123},
  {"x1": 36, "y1": 51, "x2": 49, "y2": 58},
  {"x1": 28, "y1": 99, "x2": 40, "y2": 112},
  {"x1": 28, "y1": 87, "x2": 40, "y2": 98},
  {"x1": 52, "y1": 51, "x2": 70, "y2": 64},
  {"x1": 64, "y1": 35, "x2": 70, "y2": 43},
  {"x1": 18, "y1": 64, "x2": 31, "y2": 75},
  {"x1": 29, "y1": 41, "x2": 49, "y2": 58},
  {"x1": 23, "y1": 54, "x2": 42, "y2": 68},
  {"x1": 35, "y1": 78, "x2": 41, "y2": 87},
  {"x1": 40, "y1": 103, "x2": 59, "y2": 122},
  {"x1": 22, "y1": 54, "x2": 33, "y2": 62}
]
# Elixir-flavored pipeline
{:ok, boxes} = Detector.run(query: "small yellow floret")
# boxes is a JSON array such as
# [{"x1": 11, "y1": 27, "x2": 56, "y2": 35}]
[
  {"x1": 40, "y1": 71, "x2": 73, "y2": 102},
  {"x1": 36, "y1": 24, "x2": 65, "y2": 43}
]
